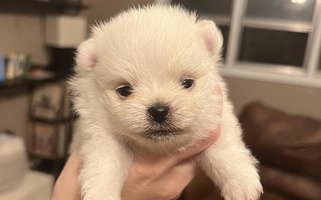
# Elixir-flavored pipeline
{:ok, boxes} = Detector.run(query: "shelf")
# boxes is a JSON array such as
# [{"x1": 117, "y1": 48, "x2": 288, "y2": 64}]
[
  {"x1": 30, "y1": 116, "x2": 72, "y2": 124},
  {"x1": 0, "y1": 76, "x2": 56, "y2": 89},
  {"x1": 28, "y1": 149, "x2": 67, "y2": 160},
  {"x1": 242, "y1": 17, "x2": 312, "y2": 33},
  {"x1": 0, "y1": 0, "x2": 89, "y2": 15},
  {"x1": 0, "y1": 77, "x2": 61, "y2": 97}
]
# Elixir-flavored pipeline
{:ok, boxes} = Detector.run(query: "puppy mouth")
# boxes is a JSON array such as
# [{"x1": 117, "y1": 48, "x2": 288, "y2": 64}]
[
  {"x1": 148, "y1": 129, "x2": 179, "y2": 136},
  {"x1": 143, "y1": 128, "x2": 181, "y2": 142}
]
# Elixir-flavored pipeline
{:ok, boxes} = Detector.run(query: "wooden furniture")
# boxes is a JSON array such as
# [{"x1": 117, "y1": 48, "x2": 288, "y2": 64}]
[{"x1": 27, "y1": 80, "x2": 72, "y2": 160}]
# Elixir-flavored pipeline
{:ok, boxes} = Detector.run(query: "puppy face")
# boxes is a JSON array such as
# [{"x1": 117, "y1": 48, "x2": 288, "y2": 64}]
[{"x1": 72, "y1": 6, "x2": 223, "y2": 152}]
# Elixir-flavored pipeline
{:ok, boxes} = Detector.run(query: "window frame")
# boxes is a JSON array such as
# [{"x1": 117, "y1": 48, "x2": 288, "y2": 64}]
[{"x1": 156, "y1": 0, "x2": 321, "y2": 88}]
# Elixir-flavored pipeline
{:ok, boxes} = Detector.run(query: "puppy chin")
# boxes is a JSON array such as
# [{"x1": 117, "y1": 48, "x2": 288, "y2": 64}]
[
  {"x1": 143, "y1": 129, "x2": 180, "y2": 141},
  {"x1": 125, "y1": 128, "x2": 195, "y2": 154}
]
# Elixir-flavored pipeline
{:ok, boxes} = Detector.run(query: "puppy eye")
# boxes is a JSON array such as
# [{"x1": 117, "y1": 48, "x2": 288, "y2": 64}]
[
  {"x1": 181, "y1": 79, "x2": 194, "y2": 89},
  {"x1": 117, "y1": 85, "x2": 133, "y2": 97}
]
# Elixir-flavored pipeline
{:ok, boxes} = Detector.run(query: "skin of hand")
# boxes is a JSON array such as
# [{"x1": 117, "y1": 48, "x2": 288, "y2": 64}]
[{"x1": 52, "y1": 86, "x2": 222, "y2": 200}]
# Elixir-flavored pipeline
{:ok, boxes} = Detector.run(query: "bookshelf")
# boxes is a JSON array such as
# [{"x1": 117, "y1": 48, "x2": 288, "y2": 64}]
[{"x1": 28, "y1": 80, "x2": 72, "y2": 160}]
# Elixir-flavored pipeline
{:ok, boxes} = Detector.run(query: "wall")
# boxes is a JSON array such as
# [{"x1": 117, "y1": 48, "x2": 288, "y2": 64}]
[
  {"x1": 225, "y1": 77, "x2": 321, "y2": 120},
  {"x1": 82, "y1": 0, "x2": 151, "y2": 27},
  {"x1": 0, "y1": 13, "x2": 47, "y2": 137},
  {"x1": 0, "y1": 14, "x2": 48, "y2": 66}
]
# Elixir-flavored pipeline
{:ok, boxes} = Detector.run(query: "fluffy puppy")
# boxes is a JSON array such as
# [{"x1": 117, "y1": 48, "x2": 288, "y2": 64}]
[{"x1": 70, "y1": 5, "x2": 263, "y2": 200}]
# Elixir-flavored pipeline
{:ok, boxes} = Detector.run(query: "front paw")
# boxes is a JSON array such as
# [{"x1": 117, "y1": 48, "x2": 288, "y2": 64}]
[{"x1": 221, "y1": 178, "x2": 263, "y2": 200}]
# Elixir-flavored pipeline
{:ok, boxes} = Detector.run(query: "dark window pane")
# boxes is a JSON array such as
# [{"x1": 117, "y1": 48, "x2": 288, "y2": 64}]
[
  {"x1": 172, "y1": 0, "x2": 232, "y2": 16},
  {"x1": 246, "y1": 0, "x2": 315, "y2": 22},
  {"x1": 239, "y1": 28, "x2": 308, "y2": 66},
  {"x1": 218, "y1": 25, "x2": 229, "y2": 59}
]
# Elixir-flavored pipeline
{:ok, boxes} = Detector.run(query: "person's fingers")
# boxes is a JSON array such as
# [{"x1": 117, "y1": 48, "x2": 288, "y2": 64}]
[
  {"x1": 51, "y1": 150, "x2": 82, "y2": 200},
  {"x1": 160, "y1": 158, "x2": 201, "y2": 199},
  {"x1": 171, "y1": 157, "x2": 201, "y2": 184},
  {"x1": 122, "y1": 155, "x2": 200, "y2": 200},
  {"x1": 173, "y1": 125, "x2": 221, "y2": 163}
]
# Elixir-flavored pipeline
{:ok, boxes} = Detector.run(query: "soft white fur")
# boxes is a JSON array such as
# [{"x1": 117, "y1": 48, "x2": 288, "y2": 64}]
[{"x1": 70, "y1": 5, "x2": 263, "y2": 200}]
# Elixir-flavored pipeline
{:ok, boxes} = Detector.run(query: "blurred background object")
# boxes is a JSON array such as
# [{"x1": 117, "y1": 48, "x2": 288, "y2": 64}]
[
  {"x1": 0, "y1": 131, "x2": 54, "y2": 200},
  {"x1": 45, "y1": 15, "x2": 87, "y2": 78},
  {"x1": 0, "y1": 132, "x2": 28, "y2": 192},
  {"x1": 240, "y1": 102, "x2": 321, "y2": 200}
]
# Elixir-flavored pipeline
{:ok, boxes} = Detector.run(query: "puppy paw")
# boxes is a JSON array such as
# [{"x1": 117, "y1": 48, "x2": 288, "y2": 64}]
[{"x1": 221, "y1": 178, "x2": 263, "y2": 200}]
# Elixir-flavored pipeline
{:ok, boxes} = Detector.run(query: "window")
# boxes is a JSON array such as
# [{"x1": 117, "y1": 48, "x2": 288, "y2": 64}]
[
  {"x1": 172, "y1": 0, "x2": 231, "y2": 16},
  {"x1": 239, "y1": 28, "x2": 308, "y2": 67},
  {"x1": 172, "y1": 0, "x2": 232, "y2": 59},
  {"x1": 158, "y1": 0, "x2": 321, "y2": 88},
  {"x1": 246, "y1": 0, "x2": 315, "y2": 22},
  {"x1": 239, "y1": 0, "x2": 315, "y2": 68}
]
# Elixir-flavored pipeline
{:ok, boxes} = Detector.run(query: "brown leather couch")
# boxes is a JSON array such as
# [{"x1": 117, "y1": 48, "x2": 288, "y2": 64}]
[
  {"x1": 240, "y1": 102, "x2": 321, "y2": 200},
  {"x1": 183, "y1": 102, "x2": 321, "y2": 200}
]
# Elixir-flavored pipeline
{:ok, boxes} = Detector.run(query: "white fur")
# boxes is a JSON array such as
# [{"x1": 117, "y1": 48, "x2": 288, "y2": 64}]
[{"x1": 70, "y1": 5, "x2": 263, "y2": 200}]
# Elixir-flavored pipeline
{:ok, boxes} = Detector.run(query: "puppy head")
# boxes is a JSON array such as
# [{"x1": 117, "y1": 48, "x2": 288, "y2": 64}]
[{"x1": 72, "y1": 5, "x2": 223, "y2": 153}]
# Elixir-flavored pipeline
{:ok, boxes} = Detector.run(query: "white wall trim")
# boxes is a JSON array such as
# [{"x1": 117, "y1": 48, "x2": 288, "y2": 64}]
[{"x1": 221, "y1": 65, "x2": 321, "y2": 88}]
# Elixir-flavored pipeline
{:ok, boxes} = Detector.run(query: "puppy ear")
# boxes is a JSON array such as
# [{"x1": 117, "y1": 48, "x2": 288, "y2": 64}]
[
  {"x1": 197, "y1": 20, "x2": 223, "y2": 57},
  {"x1": 75, "y1": 38, "x2": 97, "y2": 72}
]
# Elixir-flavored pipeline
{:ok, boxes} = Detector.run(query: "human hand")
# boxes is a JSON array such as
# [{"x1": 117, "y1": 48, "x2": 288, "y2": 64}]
[
  {"x1": 51, "y1": 149, "x2": 82, "y2": 200},
  {"x1": 52, "y1": 131, "x2": 221, "y2": 200},
  {"x1": 52, "y1": 86, "x2": 222, "y2": 200},
  {"x1": 121, "y1": 126, "x2": 221, "y2": 200}
]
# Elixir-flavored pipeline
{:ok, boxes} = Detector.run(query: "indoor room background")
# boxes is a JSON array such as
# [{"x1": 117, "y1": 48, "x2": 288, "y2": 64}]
[{"x1": 0, "y1": 0, "x2": 320, "y2": 200}]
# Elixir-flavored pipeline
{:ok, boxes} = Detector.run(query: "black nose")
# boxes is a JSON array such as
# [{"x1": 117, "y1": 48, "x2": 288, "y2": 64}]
[{"x1": 148, "y1": 105, "x2": 170, "y2": 124}]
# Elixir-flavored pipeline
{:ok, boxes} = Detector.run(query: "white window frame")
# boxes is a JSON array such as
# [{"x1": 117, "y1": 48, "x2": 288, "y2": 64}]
[{"x1": 155, "y1": 0, "x2": 321, "y2": 88}]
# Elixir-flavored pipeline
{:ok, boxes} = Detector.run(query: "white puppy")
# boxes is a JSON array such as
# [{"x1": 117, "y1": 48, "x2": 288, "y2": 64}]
[{"x1": 70, "y1": 5, "x2": 263, "y2": 200}]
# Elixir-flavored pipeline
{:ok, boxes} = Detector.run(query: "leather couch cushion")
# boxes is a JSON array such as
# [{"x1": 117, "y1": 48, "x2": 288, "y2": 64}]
[
  {"x1": 260, "y1": 164, "x2": 321, "y2": 200},
  {"x1": 239, "y1": 102, "x2": 321, "y2": 180}
]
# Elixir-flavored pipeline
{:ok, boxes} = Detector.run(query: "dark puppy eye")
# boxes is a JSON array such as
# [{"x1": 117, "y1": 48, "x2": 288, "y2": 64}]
[
  {"x1": 181, "y1": 79, "x2": 194, "y2": 89},
  {"x1": 117, "y1": 85, "x2": 133, "y2": 97}
]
